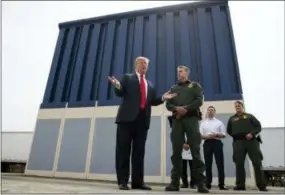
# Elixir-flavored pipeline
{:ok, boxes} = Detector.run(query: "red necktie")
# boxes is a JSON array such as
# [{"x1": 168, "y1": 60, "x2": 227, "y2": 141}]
[{"x1": 140, "y1": 74, "x2": 146, "y2": 110}]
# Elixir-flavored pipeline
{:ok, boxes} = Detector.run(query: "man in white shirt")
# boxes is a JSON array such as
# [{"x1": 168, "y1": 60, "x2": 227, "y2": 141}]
[{"x1": 200, "y1": 106, "x2": 228, "y2": 190}]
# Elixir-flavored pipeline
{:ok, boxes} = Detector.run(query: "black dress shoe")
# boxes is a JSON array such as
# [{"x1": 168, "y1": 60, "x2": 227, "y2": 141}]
[
  {"x1": 197, "y1": 184, "x2": 209, "y2": 193},
  {"x1": 119, "y1": 184, "x2": 129, "y2": 190},
  {"x1": 206, "y1": 184, "x2": 211, "y2": 189},
  {"x1": 258, "y1": 187, "x2": 268, "y2": 191},
  {"x1": 190, "y1": 184, "x2": 197, "y2": 189},
  {"x1": 233, "y1": 186, "x2": 246, "y2": 191},
  {"x1": 165, "y1": 184, "x2": 180, "y2": 191},
  {"x1": 180, "y1": 183, "x2": 188, "y2": 188},
  {"x1": 132, "y1": 184, "x2": 152, "y2": 190},
  {"x1": 219, "y1": 186, "x2": 228, "y2": 190}
]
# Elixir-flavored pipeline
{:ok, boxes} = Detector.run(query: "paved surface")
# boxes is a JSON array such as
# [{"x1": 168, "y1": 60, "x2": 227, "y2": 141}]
[{"x1": 1, "y1": 175, "x2": 284, "y2": 194}]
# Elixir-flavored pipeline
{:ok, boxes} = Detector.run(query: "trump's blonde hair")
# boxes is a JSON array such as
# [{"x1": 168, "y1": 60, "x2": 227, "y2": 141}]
[{"x1": 135, "y1": 56, "x2": 150, "y2": 65}]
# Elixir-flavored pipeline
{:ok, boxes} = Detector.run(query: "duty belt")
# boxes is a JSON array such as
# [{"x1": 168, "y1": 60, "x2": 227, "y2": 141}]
[
  {"x1": 232, "y1": 134, "x2": 262, "y2": 143},
  {"x1": 172, "y1": 110, "x2": 202, "y2": 119},
  {"x1": 233, "y1": 135, "x2": 256, "y2": 141}
]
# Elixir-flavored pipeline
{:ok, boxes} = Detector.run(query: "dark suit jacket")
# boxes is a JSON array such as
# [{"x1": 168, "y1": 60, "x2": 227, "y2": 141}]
[{"x1": 114, "y1": 73, "x2": 163, "y2": 129}]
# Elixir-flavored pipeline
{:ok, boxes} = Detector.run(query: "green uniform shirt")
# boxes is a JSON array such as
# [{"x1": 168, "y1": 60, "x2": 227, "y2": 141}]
[
  {"x1": 166, "y1": 80, "x2": 203, "y2": 112},
  {"x1": 227, "y1": 112, "x2": 262, "y2": 136}
]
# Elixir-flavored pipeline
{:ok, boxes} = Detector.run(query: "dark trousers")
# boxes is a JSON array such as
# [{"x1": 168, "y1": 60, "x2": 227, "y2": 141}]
[
  {"x1": 233, "y1": 140, "x2": 266, "y2": 188},
  {"x1": 170, "y1": 117, "x2": 205, "y2": 186},
  {"x1": 115, "y1": 110, "x2": 148, "y2": 186},
  {"x1": 203, "y1": 139, "x2": 225, "y2": 187},
  {"x1": 181, "y1": 159, "x2": 195, "y2": 185}
]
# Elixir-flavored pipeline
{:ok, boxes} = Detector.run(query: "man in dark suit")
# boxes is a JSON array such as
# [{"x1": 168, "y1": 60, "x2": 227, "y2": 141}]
[{"x1": 108, "y1": 56, "x2": 176, "y2": 191}]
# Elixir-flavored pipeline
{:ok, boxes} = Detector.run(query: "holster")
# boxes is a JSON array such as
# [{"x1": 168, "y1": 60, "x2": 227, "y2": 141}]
[
  {"x1": 256, "y1": 135, "x2": 263, "y2": 144},
  {"x1": 167, "y1": 116, "x2": 173, "y2": 128}
]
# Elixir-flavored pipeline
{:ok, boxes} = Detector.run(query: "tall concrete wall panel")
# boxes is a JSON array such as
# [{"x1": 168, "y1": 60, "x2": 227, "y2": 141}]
[{"x1": 25, "y1": 1, "x2": 255, "y2": 185}]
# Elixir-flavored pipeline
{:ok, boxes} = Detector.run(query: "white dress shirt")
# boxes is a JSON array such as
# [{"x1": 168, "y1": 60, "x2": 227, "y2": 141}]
[
  {"x1": 199, "y1": 117, "x2": 226, "y2": 140},
  {"x1": 136, "y1": 72, "x2": 148, "y2": 98}
]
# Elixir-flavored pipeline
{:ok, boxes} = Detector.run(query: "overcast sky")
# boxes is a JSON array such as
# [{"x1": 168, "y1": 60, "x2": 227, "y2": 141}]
[{"x1": 2, "y1": 1, "x2": 284, "y2": 131}]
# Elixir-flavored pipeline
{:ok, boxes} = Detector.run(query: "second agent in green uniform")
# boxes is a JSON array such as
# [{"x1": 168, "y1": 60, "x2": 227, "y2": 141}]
[
  {"x1": 227, "y1": 101, "x2": 268, "y2": 191},
  {"x1": 165, "y1": 65, "x2": 208, "y2": 193}
]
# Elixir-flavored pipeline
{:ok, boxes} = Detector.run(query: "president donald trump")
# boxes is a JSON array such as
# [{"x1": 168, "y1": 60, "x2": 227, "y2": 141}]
[{"x1": 108, "y1": 56, "x2": 176, "y2": 190}]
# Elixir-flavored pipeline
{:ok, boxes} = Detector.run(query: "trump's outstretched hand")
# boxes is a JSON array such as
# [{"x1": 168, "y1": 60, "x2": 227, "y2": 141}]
[
  {"x1": 162, "y1": 91, "x2": 177, "y2": 100},
  {"x1": 108, "y1": 76, "x2": 121, "y2": 89}
]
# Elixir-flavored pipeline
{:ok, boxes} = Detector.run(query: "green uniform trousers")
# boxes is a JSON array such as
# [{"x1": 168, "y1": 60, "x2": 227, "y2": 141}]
[
  {"x1": 233, "y1": 140, "x2": 266, "y2": 188},
  {"x1": 170, "y1": 116, "x2": 205, "y2": 187}
]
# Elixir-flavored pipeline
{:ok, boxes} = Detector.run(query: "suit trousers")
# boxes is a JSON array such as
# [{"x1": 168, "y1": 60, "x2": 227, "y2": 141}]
[
  {"x1": 115, "y1": 109, "x2": 148, "y2": 186},
  {"x1": 203, "y1": 139, "x2": 225, "y2": 187},
  {"x1": 181, "y1": 159, "x2": 196, "y2": 185}
]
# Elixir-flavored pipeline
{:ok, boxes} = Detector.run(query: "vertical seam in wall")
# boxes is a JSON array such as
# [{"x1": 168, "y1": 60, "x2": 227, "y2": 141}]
[
  {"x1": 84, "y1": 101, "x2": 97, "y2": 179},
  {"x1": 52, "y1": 103, "x2": 68, "y2": 176},
  {"x1": 25, "y1": 108, "x2": 40, "y2": 173},
  {"x1": 160, "y1": 103, "x2": 166, "y2": 183}
]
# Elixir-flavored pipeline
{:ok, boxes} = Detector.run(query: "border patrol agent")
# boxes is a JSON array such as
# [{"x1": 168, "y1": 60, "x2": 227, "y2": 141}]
[
  {"x1": 227, "y1": 101, "x2": 267, "y2": 191},
  {"x1": 165, "y1": 65, "x2": 208, "y2": 193}
]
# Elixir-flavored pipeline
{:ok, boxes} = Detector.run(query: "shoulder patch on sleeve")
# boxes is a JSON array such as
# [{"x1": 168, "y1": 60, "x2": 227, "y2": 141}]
[
  {"x1": 247, "y1": 113, "x2": 255, "y2": 119},
  {"x1": 192, "y1": 81, "x2": 202, "y2": 88}
]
